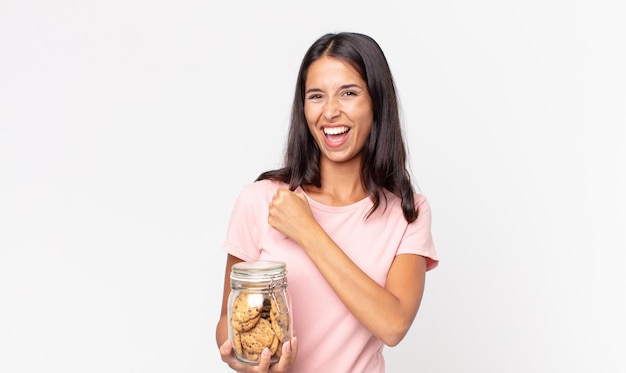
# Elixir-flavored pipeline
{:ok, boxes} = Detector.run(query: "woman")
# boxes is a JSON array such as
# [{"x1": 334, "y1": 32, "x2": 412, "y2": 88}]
[{"x1": 216, "y1": 32, "x2": 439, "y2": 372}]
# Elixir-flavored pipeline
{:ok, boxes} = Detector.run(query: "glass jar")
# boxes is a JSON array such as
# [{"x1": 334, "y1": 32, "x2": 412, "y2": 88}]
[{"x1": 228, "y1": 261, "x2": 292, "y2": 365}]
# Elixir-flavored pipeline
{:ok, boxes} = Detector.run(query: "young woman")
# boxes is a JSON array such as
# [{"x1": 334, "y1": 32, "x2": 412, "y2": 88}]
[{"x1": 216, "y1": 32, "x2": 439, "y2": 372}]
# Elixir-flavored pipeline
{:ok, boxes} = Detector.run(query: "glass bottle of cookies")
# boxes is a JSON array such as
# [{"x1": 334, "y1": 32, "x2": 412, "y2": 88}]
[{"x1": 228, "y1": 261, "x2": 292, "y2": 365}]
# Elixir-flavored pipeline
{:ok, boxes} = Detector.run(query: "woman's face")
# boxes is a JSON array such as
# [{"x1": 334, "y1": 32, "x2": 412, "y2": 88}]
[{"x1": 304, "y1": 56, "x2": 373, "y2": 165}]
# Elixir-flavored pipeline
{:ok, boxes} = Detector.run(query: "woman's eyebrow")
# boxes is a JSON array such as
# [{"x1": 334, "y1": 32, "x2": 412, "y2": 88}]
[
  {"x1": 305, "y1": 87, "x2": 323, "y2": 95},
  {"x1": 305, "y1": 83, "x2": 362, "y2": 95}
]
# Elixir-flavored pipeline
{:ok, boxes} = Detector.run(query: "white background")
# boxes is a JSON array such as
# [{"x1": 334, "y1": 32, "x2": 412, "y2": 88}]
[{"x1": 1, "y1": 0, "x2": 625, "y2": 372}]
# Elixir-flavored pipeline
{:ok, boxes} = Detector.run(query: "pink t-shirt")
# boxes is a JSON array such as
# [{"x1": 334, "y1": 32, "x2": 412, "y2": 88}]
[{"x1": 223, "y1": 179, "x2": 438, "y2": 372}]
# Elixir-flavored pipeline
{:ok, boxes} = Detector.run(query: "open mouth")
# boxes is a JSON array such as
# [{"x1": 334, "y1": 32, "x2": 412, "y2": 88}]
[
  {"x1": 323, "y1": 126, "x2": 350, "y2": 137},
  {"x1": 322, "y1": 126, "x2": 350, "y2": 146}
]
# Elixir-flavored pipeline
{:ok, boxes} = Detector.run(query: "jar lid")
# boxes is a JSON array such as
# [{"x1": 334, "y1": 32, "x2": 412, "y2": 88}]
[{"x1": 231, "y1": 261, "x2": 287, "y2": 283}]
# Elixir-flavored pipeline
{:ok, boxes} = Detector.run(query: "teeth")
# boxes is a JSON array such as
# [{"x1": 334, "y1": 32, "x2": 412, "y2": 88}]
[{"x1": 324, "y1": 126, "x2": 349, "y2": 135}]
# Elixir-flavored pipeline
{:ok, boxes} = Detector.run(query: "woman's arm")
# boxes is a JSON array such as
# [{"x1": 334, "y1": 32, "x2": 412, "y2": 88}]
[
  {"x1": 216, "y1": 254, "x2": 243, "y2": 348},
  {"x1": 268, "y1": 188, "x2": 427, "y2": 346}
]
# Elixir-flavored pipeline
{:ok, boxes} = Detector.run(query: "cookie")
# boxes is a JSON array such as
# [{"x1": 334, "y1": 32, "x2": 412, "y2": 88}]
[
  {"x1": 231, "y1": 313, "x2": 260, "y2": 333},
  {"x1": 240, "y1": 318, "x2": 275, "y2": 355},
  {"x1": 243, "y1": 350, "x2": 261, "y2": 362},
  {"x1": 230, "y1": 290, "x2": 289, "y2": 363},
  {"x1": 269, "y1": 295, "x2": 289, "y2": 342},
  {"x1": 232, "y1": 292, "x2": 263, "y2": 323},
  {"x1": 269, "y1": 334, "x2": 279, "y2": 355},
  {"x1": 260, "y1": 297, "x2": 272, "y2": 319},
  {"x1": 274, "y1": 341, "x2": 283, "y2": 358},
  {"x1": 232, "y1": 329, "x2": 243, "y2": 357}
]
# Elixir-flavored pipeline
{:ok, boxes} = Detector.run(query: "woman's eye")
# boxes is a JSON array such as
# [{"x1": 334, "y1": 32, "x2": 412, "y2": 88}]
[
  {"x1": 343, "y1": 90, "x2": 357, "y2": 97},
  {"x1": 307, "y1": 94, "x2": 322, "y2": 100}
]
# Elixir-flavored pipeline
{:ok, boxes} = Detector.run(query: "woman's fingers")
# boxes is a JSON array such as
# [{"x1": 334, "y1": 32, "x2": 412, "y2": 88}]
[
  {"x1": 219, "y1": 339, "x2": 233, "y2": 362},
  {"x1": 269, "y1": 337, "x2": 298, "y2": 372},
  {"x1": 220, "y1": 339, "x2": 274, "y2": 373},
  {"x1": 256, "y1": 348, "x2": 272, "y2": 372}
]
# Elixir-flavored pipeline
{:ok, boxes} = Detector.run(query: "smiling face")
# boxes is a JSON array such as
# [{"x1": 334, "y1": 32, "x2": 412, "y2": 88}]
[{"x1": 304, "y1": 56, "x2": 373, "y2": 166}]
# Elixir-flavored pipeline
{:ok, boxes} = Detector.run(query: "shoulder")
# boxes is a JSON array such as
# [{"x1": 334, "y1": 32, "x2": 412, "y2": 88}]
[
  {"x1": 238, "y1": 179, "x2": 287, "y2": 202},
  {"x1": 379, "y1": 189, "x2": 432, "y2": 223},
  {"x1": 230, "y1": 179, "x2": 287, "y2": 220},
  {"x1": 406, "y1": 192, "x2": 433, "y2": 224},
  {"x1": 380, "y1": 189, "x2": 429, "y2": 210},
  {"x1": 414, "y1": 193, "x2": 431, "y2": 211}
]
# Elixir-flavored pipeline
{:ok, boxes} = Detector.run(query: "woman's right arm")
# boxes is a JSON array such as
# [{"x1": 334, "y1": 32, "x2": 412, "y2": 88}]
[{"x1": 216, "y1": 254, "x2": 243, "y2": 347}]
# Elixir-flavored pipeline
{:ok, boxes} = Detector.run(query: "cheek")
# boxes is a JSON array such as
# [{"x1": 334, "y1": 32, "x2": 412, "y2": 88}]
[
  {"x1": 304, "y1": 107, "x2": 317, "y2": 129},
  {"x1": 304, "y1": 113, "x2": 316, "y2": 135},
  {"x1": 307, "y1": 122, "x2": 316, "y2": 137},
  {"x1": 356, "y1": 110, "x2": 374, "y2": 132}
]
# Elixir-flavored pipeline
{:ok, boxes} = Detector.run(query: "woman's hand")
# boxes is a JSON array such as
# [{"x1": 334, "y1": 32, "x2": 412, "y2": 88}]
[
  {"x1": 268, "y1": 187, "x2": 318, "y2": 243},
  {"x1": 219, "y1": 337, "x2": 298, "y2": 372}
]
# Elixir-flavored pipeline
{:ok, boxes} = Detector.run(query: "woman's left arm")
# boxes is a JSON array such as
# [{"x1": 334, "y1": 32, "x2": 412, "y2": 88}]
[{"x1": 268, "y1": 188, "x2": 427, "y2": 346}]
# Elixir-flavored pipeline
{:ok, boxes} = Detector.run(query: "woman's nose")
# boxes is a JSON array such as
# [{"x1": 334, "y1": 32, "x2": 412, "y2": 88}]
[{"x1": 323, "y1": 97, "x2": 340, "y2": 121}]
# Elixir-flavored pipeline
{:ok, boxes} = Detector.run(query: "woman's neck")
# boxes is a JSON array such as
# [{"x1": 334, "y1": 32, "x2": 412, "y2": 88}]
[{"x1": 304, "y1": 157, "x2": 367, "y2": 206}]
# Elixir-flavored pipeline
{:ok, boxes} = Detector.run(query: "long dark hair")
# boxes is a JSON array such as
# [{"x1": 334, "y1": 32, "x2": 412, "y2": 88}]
[{"x1": 257, "y1": 32, "x2": 419, "y2": 223}]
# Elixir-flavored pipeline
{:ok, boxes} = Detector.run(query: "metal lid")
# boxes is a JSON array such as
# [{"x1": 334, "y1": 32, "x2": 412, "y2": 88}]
[{"x1": 230, "y1": 261, "x2": 287, "y2": 283}]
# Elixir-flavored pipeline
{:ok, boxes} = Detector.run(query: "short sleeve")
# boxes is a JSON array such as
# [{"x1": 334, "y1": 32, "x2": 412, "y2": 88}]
[
  {"x1": 396, "y1": 194, "x2": 439, "y2": 271},
  {"x1": 222, "y1": 184, "x2": 263, "y2": 261}
]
